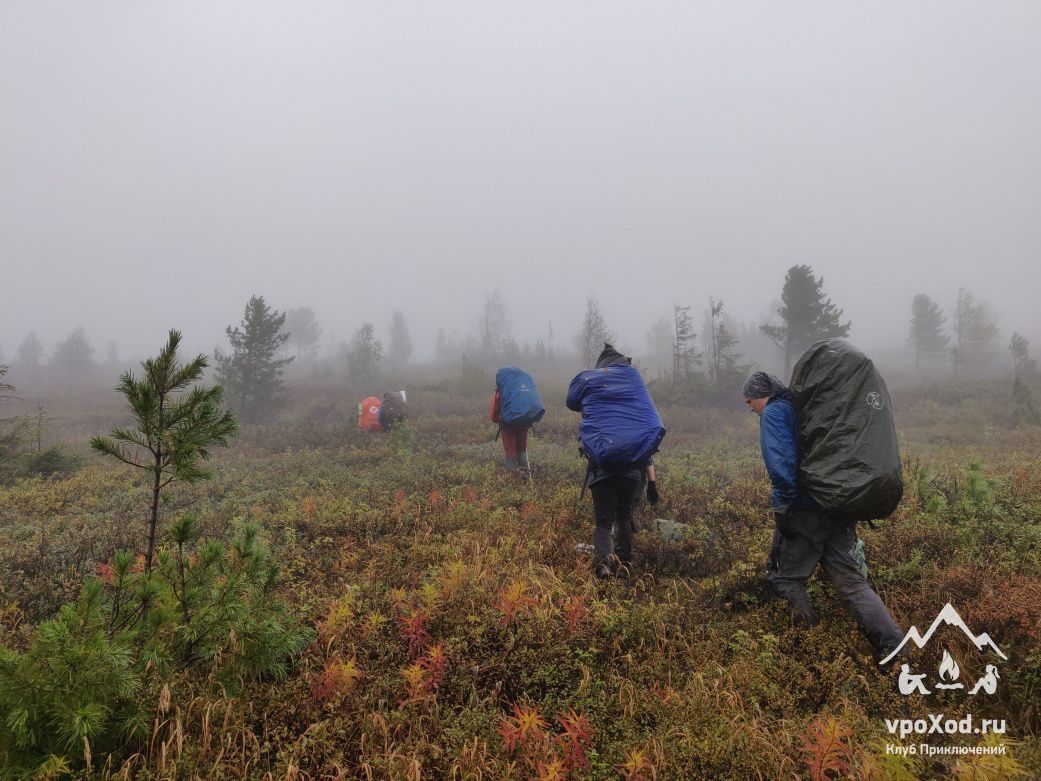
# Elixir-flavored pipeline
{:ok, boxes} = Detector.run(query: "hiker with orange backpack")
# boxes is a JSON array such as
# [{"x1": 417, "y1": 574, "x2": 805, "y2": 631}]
[
  {"x1": 358, "y1": 396, "x2": 382, "y2": 432},
  {"x1": 491, "y1": 368, "x2": 545, "y2": 479}
]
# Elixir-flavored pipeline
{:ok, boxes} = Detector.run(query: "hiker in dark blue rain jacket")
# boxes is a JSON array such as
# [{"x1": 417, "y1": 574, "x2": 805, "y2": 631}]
[
  {"x1": 743, "y1": 371, "x2": 903, "y2": 660},
  {"x1": 570, "y1": 344, "x2": 659, "y2": 579}
]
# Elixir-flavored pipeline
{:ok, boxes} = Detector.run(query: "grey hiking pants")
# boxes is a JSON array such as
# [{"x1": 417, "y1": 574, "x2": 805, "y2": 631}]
[{"x1": 766, "y1": 507, "x2": 903, "y2": 654}]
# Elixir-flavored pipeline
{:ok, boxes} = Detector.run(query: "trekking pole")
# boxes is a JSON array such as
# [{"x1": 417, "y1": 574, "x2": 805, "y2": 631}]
[
  {"x1": 575, "y1": 467, "x2": 590, "y2": 508},
  {"x1": 493, "y1": 425, "x2": 501, "y2": 443}
]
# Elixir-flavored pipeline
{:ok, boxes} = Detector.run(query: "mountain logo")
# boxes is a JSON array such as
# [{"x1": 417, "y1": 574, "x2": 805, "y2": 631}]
[{"x1": 880, "y1": 603, "x2": 1007, "y2": 666}]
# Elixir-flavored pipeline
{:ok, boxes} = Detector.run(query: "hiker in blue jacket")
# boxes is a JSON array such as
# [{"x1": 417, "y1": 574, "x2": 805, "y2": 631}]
[
  {"x1": 569, "y1": 345, "x2": 660, "y2": 579},
  {"x1": 743, "y1": 371, "x2": 903, "y2": 659}
]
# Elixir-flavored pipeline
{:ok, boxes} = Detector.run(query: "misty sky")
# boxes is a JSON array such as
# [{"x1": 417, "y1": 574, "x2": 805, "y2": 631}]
[{"x1": 2, "y1": 2, "x2": 1039, "y2": 361}]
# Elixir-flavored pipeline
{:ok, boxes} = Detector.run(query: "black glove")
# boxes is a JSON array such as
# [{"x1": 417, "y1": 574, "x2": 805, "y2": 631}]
[
  {"x1": 646, "y1": 480, "x2": 659, "y2": 506},
  {"x1": 773, "y1": 509, "x2": 797, "y2": 539}
]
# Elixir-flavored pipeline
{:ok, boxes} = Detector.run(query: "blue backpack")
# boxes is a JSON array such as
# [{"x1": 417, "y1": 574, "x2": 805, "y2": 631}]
[
  {"x1": 566, "y1": 364, "x2": 665, "y2": 470},
  {"x1": 495, "y1": 367, "x2": 545, "y2": 427}
]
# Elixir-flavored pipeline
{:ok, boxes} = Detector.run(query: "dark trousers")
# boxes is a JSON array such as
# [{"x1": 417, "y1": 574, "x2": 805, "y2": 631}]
[
  {"x1": 590, "y1": 476, "x2": 642, "y2": 566},
  {"x1": 767, "y1": 507, "x2": 903, "y2": 653}
]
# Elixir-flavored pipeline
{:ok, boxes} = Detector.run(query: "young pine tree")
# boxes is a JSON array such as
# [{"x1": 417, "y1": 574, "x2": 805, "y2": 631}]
[
  {"x1": 907, "y1": 294, "x2": 950, "y2": 369},
  {"x1": 761, "y1": 265, "x2": 850, "y2": 375},
  {"x1": 215, "y1": 295, "x2": 293, "y2": 421},
  {"x1": 91, "y1": 330, "x2": 238, "y2": 572}
]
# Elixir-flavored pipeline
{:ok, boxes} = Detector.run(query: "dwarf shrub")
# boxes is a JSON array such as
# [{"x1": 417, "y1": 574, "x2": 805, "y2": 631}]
[{"x1": 0, "y1": 516, "x2": 313, "y2": 774}]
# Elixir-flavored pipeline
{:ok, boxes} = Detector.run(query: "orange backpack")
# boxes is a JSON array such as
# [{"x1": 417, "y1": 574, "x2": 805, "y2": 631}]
[{"x1": 359, "y1": 396, "x2": 382, "y2": 432}]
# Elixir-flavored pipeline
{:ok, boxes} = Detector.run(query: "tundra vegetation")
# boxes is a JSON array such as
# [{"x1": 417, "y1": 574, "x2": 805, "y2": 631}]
[
  {"x1": 0, "y1": 273, "x2": 1037, "y2": 778},
  {"x1": 0, "y1": 364, "x2": 1039, "y2": 779}
]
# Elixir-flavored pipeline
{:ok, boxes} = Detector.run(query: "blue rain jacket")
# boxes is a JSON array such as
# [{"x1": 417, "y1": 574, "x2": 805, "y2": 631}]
[{"x1": 760, "y1": 397, "x2": 815, "y2": 512}]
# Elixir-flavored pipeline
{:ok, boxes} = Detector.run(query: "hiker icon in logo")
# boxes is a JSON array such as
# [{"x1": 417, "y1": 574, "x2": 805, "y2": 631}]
[
  {"x1": 898, "y1": 664, "x2": 931, "y2": 695},
  {"x1": 969, "y1": 665, "x2": 1000, "y2": 695}
]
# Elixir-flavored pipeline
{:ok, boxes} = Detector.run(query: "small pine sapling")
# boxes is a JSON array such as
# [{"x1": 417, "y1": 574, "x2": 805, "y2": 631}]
[{"x1": 91, "y1": 329, "x2": 238, "y2": 572}]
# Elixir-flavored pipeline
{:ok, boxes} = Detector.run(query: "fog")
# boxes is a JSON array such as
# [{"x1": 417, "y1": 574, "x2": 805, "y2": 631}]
[{"x1": 2, "y1": 1, "x2": 1039, "y2": 367}]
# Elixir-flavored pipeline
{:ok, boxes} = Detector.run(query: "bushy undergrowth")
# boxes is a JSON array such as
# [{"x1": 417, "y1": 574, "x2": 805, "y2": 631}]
[
  {"x1": 0, "y1": 518, "x2": 312, "y2": 776},
  {"x1": 0, "y1": 387, "x2": 1038, "y2": 778}
]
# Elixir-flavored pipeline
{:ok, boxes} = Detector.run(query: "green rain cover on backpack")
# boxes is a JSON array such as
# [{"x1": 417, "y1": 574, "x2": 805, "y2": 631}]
[{"x1": 789, "y1": 339, "x2": 903, "y2": 523}]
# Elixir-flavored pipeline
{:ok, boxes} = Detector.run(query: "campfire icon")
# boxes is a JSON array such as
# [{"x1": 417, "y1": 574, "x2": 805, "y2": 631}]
[{"x1": 935, "y1": 650, "x2": 964, "y2": 690}]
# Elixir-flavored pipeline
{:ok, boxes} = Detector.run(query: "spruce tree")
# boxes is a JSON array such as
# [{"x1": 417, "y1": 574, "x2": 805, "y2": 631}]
[
  {"x1": 761, "y1": 265, "x2": 850, "y2": 375},
  {"x1": 91, "y1": 330, "x2": 238, "y2": 572},
  {"x1": 908, "y1": 294, "x2": 949, "y2": 368},
  {"x1": 215, "y1": 295, "x2": 293, "y2": 421}
]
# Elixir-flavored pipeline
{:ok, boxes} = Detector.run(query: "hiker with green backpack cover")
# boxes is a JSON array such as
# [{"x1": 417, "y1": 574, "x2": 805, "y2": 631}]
[{"x1": 743, "y1": 339, "x2": 904, "y2": 660}]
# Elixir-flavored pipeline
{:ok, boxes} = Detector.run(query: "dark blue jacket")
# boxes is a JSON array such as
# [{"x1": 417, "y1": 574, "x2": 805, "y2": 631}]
[{"x1": 760, "y1": 397, "x2": 814, "y2": 512}]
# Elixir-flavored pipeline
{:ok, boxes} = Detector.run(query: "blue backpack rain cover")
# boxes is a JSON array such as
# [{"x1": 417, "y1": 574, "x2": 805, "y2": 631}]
[
  {"x1": 495, "y1": 367, "x2": 545, "y2": 427},
  {"x1": 566, "y1": 364, "x2": 665, "y2": 470}
]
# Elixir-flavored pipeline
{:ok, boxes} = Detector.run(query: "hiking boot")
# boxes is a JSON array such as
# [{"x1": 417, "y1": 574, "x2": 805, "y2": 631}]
[
  {"x1": 595, "y1": 561, "x2": 614, "y2": 580},
  {"x1": 615, "y1": 561, "x2": 633, "y2": 579},
  {"x1": 516, "y1": 451, "x2": 531, "y2": 480}
]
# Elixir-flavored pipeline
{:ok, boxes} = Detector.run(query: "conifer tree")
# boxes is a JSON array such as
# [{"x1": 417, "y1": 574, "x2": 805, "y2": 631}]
[
  {"x1": 215, "y1": 295, "x2": 293, "y2": 421},
  {"x1": 761, "y1": 265, "x2": 850, "y2": 375},
  {"x1": 908, "y1": 294, "x2": 949, "y2": 368},
  {"x1": 478, "y1": 289, "x2": 509, "y2": 360},
  {"x1": 15, "y1": 331, "x2": 44, "y2": 380},
  {"x1": 283, "y1": 306, "x2": 322, "y2": 360},
  {"x1": 50, "y1": 326, "x2": 96, "y2": 386},
  {"x1": 951, "y1": 288, "x2": 998, "y2": 379},
  {"x1": 1010, "y1": 332, "x2": 1040, "y2": 426},
  {"x1": 91, "y1": 330, "x2": 238, "y2": 572},
  {"x1": 576, "y1": 296, "x2": 614, "y2": 368},
  {"x1": 347, "y1": 323, "x2": 384, "y2": 382},
  {"x1": 387, "y1": 311, "x2": 414, "y2": 371},
  {"x1": 672, "y1": 304, "x2": 701, "y2": 382},
  {"x1": 707, "y1": 297, "x2": 742, "y2": 385}
]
